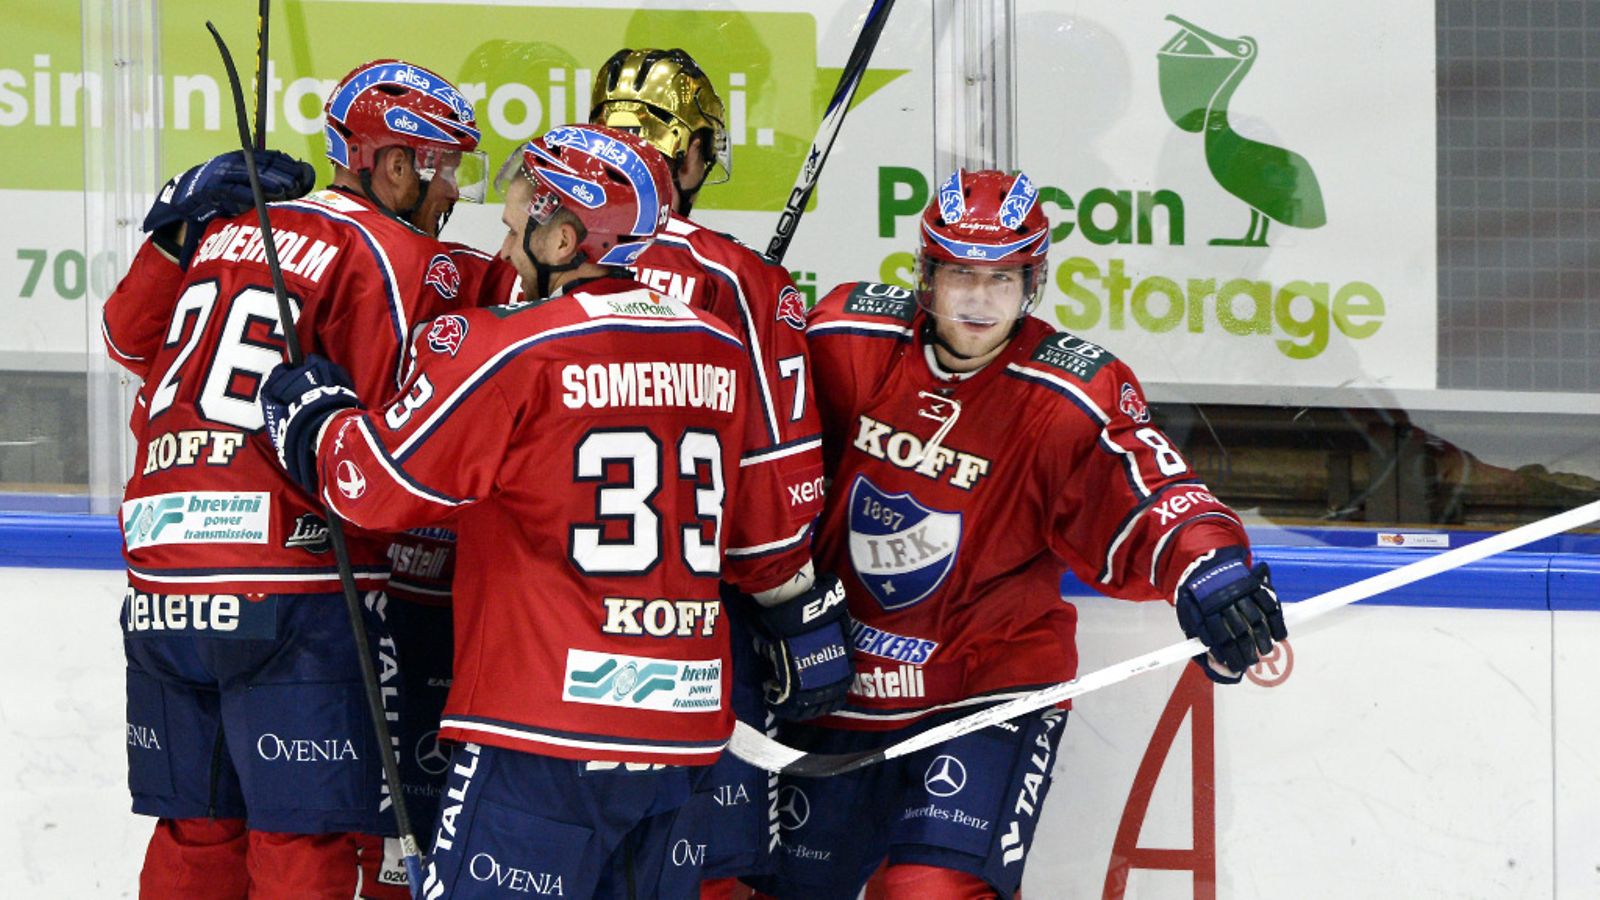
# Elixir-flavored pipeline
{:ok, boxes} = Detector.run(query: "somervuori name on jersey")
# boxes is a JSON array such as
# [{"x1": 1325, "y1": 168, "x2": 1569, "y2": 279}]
[{"x1": 560, "y1": 362, "x2": 737, "y2": 412}]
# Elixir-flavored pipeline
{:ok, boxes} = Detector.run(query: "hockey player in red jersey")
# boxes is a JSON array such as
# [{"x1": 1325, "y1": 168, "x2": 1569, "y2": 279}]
[
  {"x1": 589, "y1": 48, "x2": 829, "y2": 896},
  {"x1": 104, "y1": 59, "x2": 484, "y2": 898},
  {"x1": 748, "y1": 170, "x2": 1288, "y2": 900},
  {"x1": 258, "y1": 124, "x2": 853, "y2": 899}
]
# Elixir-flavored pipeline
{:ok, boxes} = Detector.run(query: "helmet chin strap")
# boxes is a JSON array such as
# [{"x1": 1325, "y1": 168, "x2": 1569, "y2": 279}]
[
  {"x1": 359, "y1": 148, "x2": 434, "y2": 232},
  {"x1": 522, "y1": 217, "x2": 584, "y2": 300},
  {"x1": 358, "y1": 167, "x2": 421, "y2": 228},
  {"x1": 670, "y1": 162, "x2": 699, "y2": 217},
  {"x1": 670, "y1": 150, "x2": 719, "y2": 217},
  {"x1": 407, "y1": 177, "x2": 441, "y2": 231}
]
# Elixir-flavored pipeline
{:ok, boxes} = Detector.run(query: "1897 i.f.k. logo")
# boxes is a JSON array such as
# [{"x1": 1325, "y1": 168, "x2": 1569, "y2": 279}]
[{"x1": 847, "y1": 475, "x2": 961, "y2": 612}]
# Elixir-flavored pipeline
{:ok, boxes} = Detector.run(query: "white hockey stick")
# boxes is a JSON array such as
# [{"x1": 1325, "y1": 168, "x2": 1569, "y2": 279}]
[{"x1": 730, "y1": 498, "x2": 1600, "y2": 777}]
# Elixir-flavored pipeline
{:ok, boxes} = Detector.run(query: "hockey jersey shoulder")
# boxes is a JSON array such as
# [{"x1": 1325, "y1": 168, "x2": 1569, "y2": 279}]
[
  {"x1": 1004, "y1": 320, "x2": 1154, "y2": 433},
  {"x1": 661, "y1": 212, "x2": 761, "y2": 257},
  {"x1": 810, "y1": 281, "x2": 919, "y2": 331},
  {"x1": 1020, "y1": 327, "x2": 1119, "y2": 384},
  {"x1": 420, "y1": 278, "x2": 742, "y2": 368}
]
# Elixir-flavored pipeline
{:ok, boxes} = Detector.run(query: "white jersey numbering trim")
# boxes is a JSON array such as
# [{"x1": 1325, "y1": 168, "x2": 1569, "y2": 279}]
[{"x1": 808, "y1": 319, "x2": 915, "y2": 339}]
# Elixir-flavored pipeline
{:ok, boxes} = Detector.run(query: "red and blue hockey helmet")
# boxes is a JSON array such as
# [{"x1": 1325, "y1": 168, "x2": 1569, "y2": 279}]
[
  {"x1": 496, "y1": 123, "x2": 674, "y2": 267},
  {"x1": 917, "y1": 168, "x2": 1051, "y2": 316},
  {"x1": 323, "y1": 59, "x2": 488, "y2": 202}
]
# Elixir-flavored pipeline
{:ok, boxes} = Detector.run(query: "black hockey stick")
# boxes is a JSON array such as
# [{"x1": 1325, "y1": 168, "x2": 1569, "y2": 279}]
[
  {"x1": 765, "y1": 0, "x2": 897, "y2": 264},
  {"x1": 206, "y1": 22, "x2": 428, "y2": 895},
  {"x1": 729, "y1": 497, "x2": 1600, "y2": 777},
  {"x1": 254, "y1": 0, "x2": 270, "y2": 149}
]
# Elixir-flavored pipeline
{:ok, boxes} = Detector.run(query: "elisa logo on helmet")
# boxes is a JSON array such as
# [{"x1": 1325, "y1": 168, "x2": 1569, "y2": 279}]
[
  {"x1": 323, "y1": 60, "x2": 480, "y2": 172},
  {"x1": 515, "y1": 124, "x2": 673, "y2": 267},
  {"x1": 423, "y1": 255, "x2": 461, "y2": 301},
  {"x1": 923, "y1": 224, "x2": 1047, "y2": 264}
]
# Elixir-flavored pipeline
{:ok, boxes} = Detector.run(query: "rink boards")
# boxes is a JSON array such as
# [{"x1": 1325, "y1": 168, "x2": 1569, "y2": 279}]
[{"x1": 1, "y1": 524, "x2": 1598, "y2": 897}]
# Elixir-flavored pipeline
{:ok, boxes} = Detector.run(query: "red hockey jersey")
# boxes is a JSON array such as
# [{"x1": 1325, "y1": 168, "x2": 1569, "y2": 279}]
[
  {"x1": 806, "y1": 282, "x2": 1250, "y2": 729},
  {"x1": 632, "y1": 213, "x2": 823, "y2": 535},
  {"x1": 381, "y1": 244, "x2": 519, "y2": 607},
  {"x1": 104, "y1": 188, "x2": 464, "y2": 594},
  {"x1": 310, "y1": 278, "x2": 813, "y2": 765}
]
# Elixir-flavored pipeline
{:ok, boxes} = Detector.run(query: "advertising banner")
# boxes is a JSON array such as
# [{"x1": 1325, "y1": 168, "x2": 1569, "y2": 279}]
[
  {"x1": 1012, "y1": 1, "x2": 1438, "y2": 389},
  {"x1": 1, "y1": 1, "x2": 1434, "y2": 394},
  {"x1": 0, "y1": 0, "x2": 925, "y2": 368}
]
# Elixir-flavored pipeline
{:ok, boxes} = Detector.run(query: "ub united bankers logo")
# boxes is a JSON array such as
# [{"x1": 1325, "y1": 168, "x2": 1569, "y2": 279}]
[{"x1": 847, "y1": 475, "x2": 961, "y2": 612}]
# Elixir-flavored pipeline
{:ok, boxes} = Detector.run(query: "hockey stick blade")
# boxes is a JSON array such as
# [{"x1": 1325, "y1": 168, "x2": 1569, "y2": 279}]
[
  {"x1": 207, "y1": 22, "x2": 426, "y2": 897},
  {"x1": 729, "y1": 497, "x2": 1600, "y2": 777},
  {"x1": 765, "y1": 0, "x2": 897, "y2": 263}
]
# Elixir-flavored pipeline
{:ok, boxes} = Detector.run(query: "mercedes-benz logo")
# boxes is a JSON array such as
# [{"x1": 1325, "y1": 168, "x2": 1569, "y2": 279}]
[
  {"x1": 775, "y1": 785, "x2": 810, "y2": 831},
  {"x1": 923, "y1": 754, "x2": 967, "y2": 798},
  {"x1": 415, "y1": 730, "x2": 450, "y2": 776}
]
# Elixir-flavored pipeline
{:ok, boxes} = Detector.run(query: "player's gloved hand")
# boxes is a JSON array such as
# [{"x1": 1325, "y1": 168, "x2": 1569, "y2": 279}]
[
  {"x1": 144, "y1": 150, "x2": 317, "y2": 267},
  {"x1": 260, "y1": 355, "x2": 360, "y2": 497},
  {"x1": 1175, "y1": 547, "x2": 1287, "y2": 684},
  {"x1": 749, "y1": 573, "x2": 855, "y2": 720}
]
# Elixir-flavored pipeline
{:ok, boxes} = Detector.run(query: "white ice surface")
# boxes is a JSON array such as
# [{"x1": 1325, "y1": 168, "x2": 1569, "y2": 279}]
[{"x1": 0, "y1": 568, "x2": 142, "y2": 896}]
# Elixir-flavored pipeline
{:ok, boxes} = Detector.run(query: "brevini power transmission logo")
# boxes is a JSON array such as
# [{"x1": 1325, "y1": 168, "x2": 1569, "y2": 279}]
[
  {"x1": 122, "y1": 491, "x2": 270, "y2": 550},
  {"x1": 563, "y1": 649, "x2": 722, "y2": 712}
]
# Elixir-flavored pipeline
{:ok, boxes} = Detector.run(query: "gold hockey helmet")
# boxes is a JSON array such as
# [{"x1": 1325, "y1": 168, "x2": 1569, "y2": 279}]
[{"x1": 591, "y1": 48, "x2": 730, "y2": 186}]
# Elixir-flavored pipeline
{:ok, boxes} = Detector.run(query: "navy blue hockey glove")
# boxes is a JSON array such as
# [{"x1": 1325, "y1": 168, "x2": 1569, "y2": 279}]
[
  {"x1": 144, "y1": 150, "x2": 316, "y2": 267},
  {"x1": 260, "y1": 355, "x2": 359, "y2": 497},
  {"x1": 750, "y1": 573, "x2": 855, "y2": 720},
  {"x1": 1175, "y1": 548, "x2": 1288, "y2": 684}
]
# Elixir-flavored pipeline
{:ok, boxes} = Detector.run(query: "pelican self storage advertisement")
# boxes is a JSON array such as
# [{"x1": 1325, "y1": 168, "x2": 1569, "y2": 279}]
[
  {"x1": 4, "y1": 1, "x2": 1435, "y2": 393},
  {"x1": 1010, "y1": 2, "x2": 1438, "y2": 390}
]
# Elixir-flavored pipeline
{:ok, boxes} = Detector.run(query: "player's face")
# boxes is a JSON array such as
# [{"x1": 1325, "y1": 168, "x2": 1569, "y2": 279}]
[
  {"x1": 410, "y1": 174, "x2": 458, "y2": 238},
  {"x1": 372, "y1": 146, "x2": 423, "y2": 213},
  {"x1": 927, "y1": 263, "x2": 1028, "y2": 371},
  {"x1": 499, "y1": 179, "x2": 538, "y2": 283},
  {"x1": 677, "y1": 136, "x2": 710, "y2": 195}
]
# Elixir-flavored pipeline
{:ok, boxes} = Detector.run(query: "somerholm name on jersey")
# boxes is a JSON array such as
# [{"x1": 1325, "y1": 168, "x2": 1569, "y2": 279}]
[
  {"x1": 560, "y1": 361, "x2": 737, "y2": 412},
  {"x1": 191, "y1": 223, "x2": 341, "y2": 283}
]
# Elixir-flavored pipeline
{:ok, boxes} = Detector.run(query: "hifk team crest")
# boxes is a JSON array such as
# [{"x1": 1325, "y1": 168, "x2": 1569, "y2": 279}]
[
  {"x1": 776, "y1": 285, "x2": 807, "y2": 330},
  {"x1": 847, "y1": 475, "x2": 961, "y2": 612},
  {"x1": 1119, "y1": 382, "x2": 1150, "y2": 423},
  {"x1": 423, "y1": 254, "x2": 461, "y2": 300},
  {"x1": 426, "y1": 314, "x2": 469, "y2": 356}
]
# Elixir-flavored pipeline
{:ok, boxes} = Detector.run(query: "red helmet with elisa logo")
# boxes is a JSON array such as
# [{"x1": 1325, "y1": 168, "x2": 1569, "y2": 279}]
[
  {"x1": 323, "y1": 59, "x2": 488, "y2": 202},
  {"x1": 496, "y1": 123, "x2": 674, "y2": 267},
  {"x1": 917, "y1": 169, "x2": 1051, "y2": 314}
]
